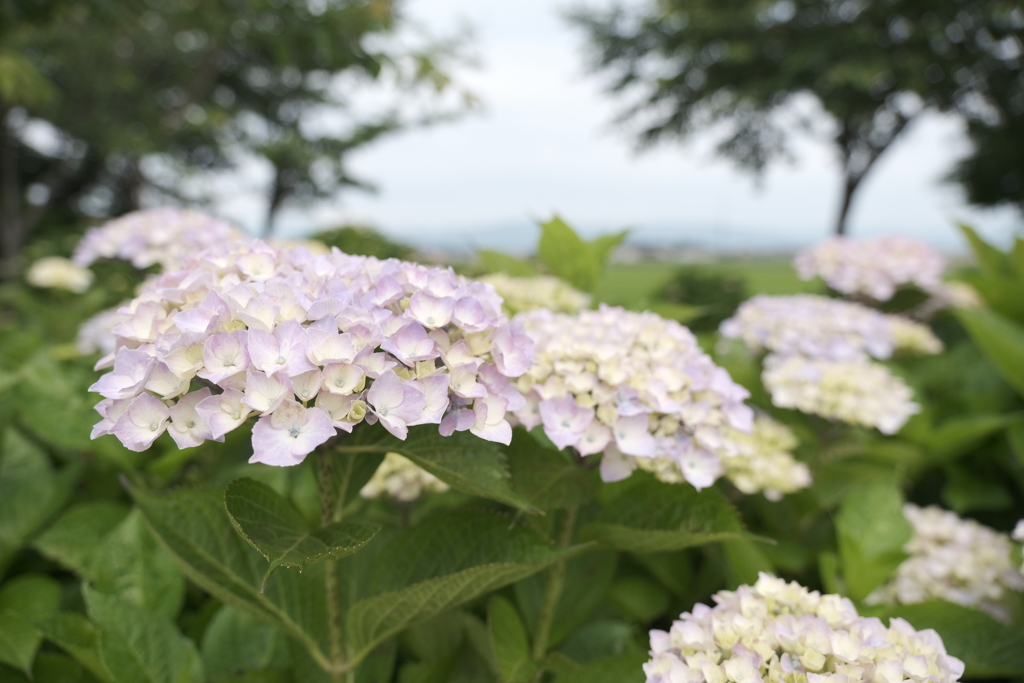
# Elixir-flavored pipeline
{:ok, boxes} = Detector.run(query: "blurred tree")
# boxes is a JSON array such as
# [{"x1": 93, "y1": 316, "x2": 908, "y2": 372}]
[
  {"x1": 571, "y1": 0, "x2": 1024, "y2": 235},
  {"x1": 948, "y1": 67, "x2": 1024, "y2": 214},
  {"x1": 312, "y1": 223, "x2": 413, "y2": 259},
  {"x1": 0, "y1": 0, "x2": 470, "y2": 277}
]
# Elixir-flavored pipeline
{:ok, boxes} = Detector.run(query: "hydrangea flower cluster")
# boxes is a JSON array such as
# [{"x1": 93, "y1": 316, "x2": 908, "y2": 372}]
[
  {"x1": 88, "y1": 240, "x2": 534, "y2": 466},
  {"x1": 511, "y1": 305, "x2": 753, "y2": 490},
  {"x1": 720, "y1": 416, "x2": 811, "y2": 500},
  {"x1": 359, "y1": 452, "x2": 449, "y2": 501},
  {"x1": 762, "y1": 355, "x2": 918, "y2": 435},
  {"x1": 25, "y1": 256, "x2": 94, "y2": 293},
  {"x1": 794, "y1": 237, "x2": 945, "y2": 301},
  {"x1": 73, "y1": 208, "x2": 244, "y2": 271},
  {"x1": 866, "y1": 505, "x2": 1024, "y2": 622},
  {"x1": 635, "y1": 415, "x2": 810, "y2": 499},
  {"x1": 645, "y1": 573, "x2": 965, "y2": 683},
  {"x1": 720, "y1": 296, "x2": 934, "y2": 433},
  {"x1": 77, "y1": 307, "x2": 130, "y2": 356},
  {"x1": 479, "y1": 273, "x2": 591, "y2": 314},
  {"x1": 720, "y1": 295, "x2": 938, "y2": 361}
]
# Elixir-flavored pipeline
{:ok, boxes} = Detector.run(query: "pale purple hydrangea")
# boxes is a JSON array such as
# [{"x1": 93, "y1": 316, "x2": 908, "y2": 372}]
[
  {"x1": 511, "y1": 306, "x2": 754, "y2": 490},
  {"x1": 73, "y1": 208, "x2": 244, "y2": 271},
  {"x1": 88, "y1": 240, "x2": 534, "y2": 466},
  {"x1": 794, "y1": 237, "x2": 945, "y2": 301}
]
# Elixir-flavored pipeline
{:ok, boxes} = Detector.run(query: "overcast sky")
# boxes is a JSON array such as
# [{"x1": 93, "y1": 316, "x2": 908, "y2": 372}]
[{"x1": 216, "y1": 0, "x2": 1022, "y2": 253}]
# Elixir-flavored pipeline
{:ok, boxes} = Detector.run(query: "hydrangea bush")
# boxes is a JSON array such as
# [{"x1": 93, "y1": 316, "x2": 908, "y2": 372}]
[{"x1": 2, "y1": 217, "x2": 1023, "y2": 683}]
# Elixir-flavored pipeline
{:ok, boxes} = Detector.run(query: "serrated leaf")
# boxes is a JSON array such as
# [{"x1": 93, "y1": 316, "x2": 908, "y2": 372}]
[
  {"x1": 89, "y1": 511, "x2": 185, "y2": 618},
  {"x1": 835, "y1": 480, "x2": 911, "y2": 602},
  {"x1": 506, "y1": 430, "x2": 597, "y2": 511},
  {"x1": 865, "y1": 600, "x2": 1024, "y2": 677},
  {"x1": 224, "y1": 477, "x2": 378, "y2": 589},
  {"x1": 579, "y1": 477, "x2": 749, "y2": 553},
  {"x1": 0, "y1": 574, "x2": 62, "y2": 675},
  {"x1": 488, "y1": 596, "x2": 536, "y2": 683},
  {"x1": 0, "y1": 429, "x2": 77, "y2": 577},
  {"x1": 537, "y1": 217, "x2": 600, "y2": 292},
  {"x1": 200, "y1": 606, "x2": 288, "y2": 680},
  {"x1": 130, "y1": 485, "x2": 329, "y2": 662},
  {"x1": 37, "y1": 612, "x2": 112, "y2": 683},
  {"x1": 343, "y1": 425, "x2": 536, "y2": 511},
  {"x1": 956, "y1": 307, "x2": 1024, "y2": 398},
  {"x1": 346, "y1": 510, "x2": 583, "y2": 664},
  {"x1": 33, "y1": 502, "x2": 131, "y2": 577},
  {"x1": 84, "y1": 586, "x2": 204, "y2": 683},
  {"x1": 587, "y1": 230, "x2": 629, "y2": 268}
]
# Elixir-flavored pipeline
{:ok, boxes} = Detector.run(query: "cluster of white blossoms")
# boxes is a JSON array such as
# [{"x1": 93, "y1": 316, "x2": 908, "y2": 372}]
[
  {"x1": 511, "y1": 306, "x2": 754, "y2": 489},
  {"x1": 645, "y1": 573, "x2": 965, "y2": 683},
  {"x1": 720, "y1": 296, "x2": 934, "y2": 433},
  {"x1": 718, "y1": 416, "x2": 811, "y2": 500},
  {"x1": 794, "y1": 237, "x2": 945, "y2": 301},
  {"x1": 359, "y1": 452, "x2": 449, "y2": 501},
  {"x1": 25, "y1": 256, "x2": 94, "y2": 294},
  {"x1": 88, "y1": 240, "x2": 534, "y2": 466},
  {"x1": 866, "y1": 505, "x2": 1024, "y2": 622},
  {"x1": 478, "y1": 273, "x2": 591, "y2": 314},
  {"x1": 762, "y1": 356, "x2": 918, "y2": 435},
  {"x1": 720, "y1": 295, "x2": 939, "y2": 361},
  {"x1": 77, "y1": 307, "x2": 129, "y2": 356},
  {"x1": 73, "y1": 208, "x2": 245, "y2": 271}
]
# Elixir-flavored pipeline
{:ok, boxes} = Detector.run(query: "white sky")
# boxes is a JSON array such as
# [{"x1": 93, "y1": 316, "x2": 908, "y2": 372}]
[{"x1": 216, "y1": 0, "x2": 1023, "y2": 253}]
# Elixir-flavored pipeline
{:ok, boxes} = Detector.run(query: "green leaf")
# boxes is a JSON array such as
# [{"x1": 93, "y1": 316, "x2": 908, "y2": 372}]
[
  {"x1": 346, "y1": 509, "x2": 583, "y2": 664},
  {"x1": 224, "y1": 478, "x2": 378, "y2": 589},
  {"x1": 959, "y1": 224, "x2": 1011, "y2": 279},
  {"x1": 344, "y1": 425, "x2": 536, "y2": 511},
  {"x1": 37, "y1": 612, "x2": 112, "y2": 683},
  {"x1": 812, "y1": 458, "x2": 896, "y2": 508},
  {"x1": 835, "y1": 480, "x2": 911, "y2": 602},
  {"x1": 487, "y1": 597, "x2": 536, "y2": 683},
  {"x1": 515, "y1": 551, "x2": 617, "y2": 647},
  {"x1": 941, "y1": 463, "x2": 1014, "y2": 514},
  {"x1": 956, "y1": 307, "x2": 1024, "y2": 398},
  {"x1": 587, "y1": 230, "x2": 629, "y2": 269},
  {"x1": 722, "y1": 538, "x2": 774, "y2": 589},
  {"x1": 200, "y1": 606, "x2": 288, "y2": 681},
  {"x1": 130, "y1": 485, "x2": 329, "y2": 662},
  {"x1": 506, "y1": 431, "x2": 597, "y2": 511},
  {"x1": 16, "y1": 354, "x2": 99, "y2": 452},
  {"x1": 921, "y1": 413, "x2": 1020, "y2": 464},
  {"x1": 550, "y1": 651, "x2": 646, "y2": 683},
  {"x1": 537, "y1": 217, "x2": 600, "y2": 292},
  {"x1": 557, "y1": 619, "x2": 638, "y2": 664},
  {"x1": 0, "y1": 428, "x2": 77, "y2": 576},
  {"x1": 579, "y1": 477, "x2": 749, "y2": 553},
  {"x1": 83, "y1": 586, "x2": 203, "y2": 683},
  {"x1": 0, "y1": 574, "x2": 62, "y2": 675},
  {"x1": 607, "y1": 576, "x2": 671, "y2": 623},
  {"x1": 477, "y1": 251, "x2": 539, "y2": 277},
  {"x1": 33, "y1": 502, "x2": 131, "y2": 577},
  {"x1": 865, "y1": 600, "x2": 1024, "y2": 678},
  {"x1": 88, "y1": 511, "x2": 185, "y2": 618}
]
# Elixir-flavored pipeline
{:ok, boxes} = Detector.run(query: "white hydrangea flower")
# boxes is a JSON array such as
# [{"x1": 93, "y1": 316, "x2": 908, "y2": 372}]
[
  {"x1": 512, "y1": 305, "x2": 754, "y2": 490},
  {"x1": 929, "y1": 281, "x2": 983, "y2": 309},
  {"x1": 77, "y1": 307, "x2": 130, "y2": 356},
  {"x1": 866, "y1": 505, "x2": 1024, "y2": 622},
  {"x1": 359, "y1": 452, "x2": 449, "y2": 501},
  {"x1": 762, "y1": 355, "x2": 918, "y2": 434},
  {"x1": 645, "y1": 573, "x2": 965, "y2": 683},
  {"x1": 794, "y1": 237, "x2": 945, "y2": 301},
  {"x1": 73, "y1": 208, "x2": 245, "y2": 271},
  {"x1": 886, "y1": 315, "x2": 943, "y2": 355},
  {"x1": 25, "y1": 256, "x2": 94, "y2": 293},
  {"x1": 719, "y1": 416, "x2": 811, "y2": 501},
  {"x1": 479, "y1": 273, "x2": 591, "y2": 314},
  {"x1": 720, "y1": 295, "x2": 940, "y2": 362},
  {"x1": 87, "y1": 240, "x2": 534, "y2": 466}
]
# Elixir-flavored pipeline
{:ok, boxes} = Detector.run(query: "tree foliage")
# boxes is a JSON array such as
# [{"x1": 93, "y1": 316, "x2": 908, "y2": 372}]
[{"x1": 570, "y1": 0, "x2": 1024, "y2": 234}]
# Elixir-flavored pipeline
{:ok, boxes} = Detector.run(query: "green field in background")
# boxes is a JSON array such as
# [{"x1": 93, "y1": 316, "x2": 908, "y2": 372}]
[{"x1": 593, "y1": 259, "x2": 821, "y2": 308}]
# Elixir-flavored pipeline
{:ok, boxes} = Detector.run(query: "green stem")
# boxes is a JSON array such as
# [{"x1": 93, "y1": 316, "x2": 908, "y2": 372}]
[
  {"x1": 531, "y1": 506, "x2": 579, "y2": 662},
  {"x1": 318, "y1": 448, "x2": 346, "y2": 682}
]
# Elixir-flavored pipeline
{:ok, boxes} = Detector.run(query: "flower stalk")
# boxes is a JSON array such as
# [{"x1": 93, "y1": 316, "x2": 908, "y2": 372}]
[{"x1": 531, "y1": 505, "x2": 579, "y2": 663}]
